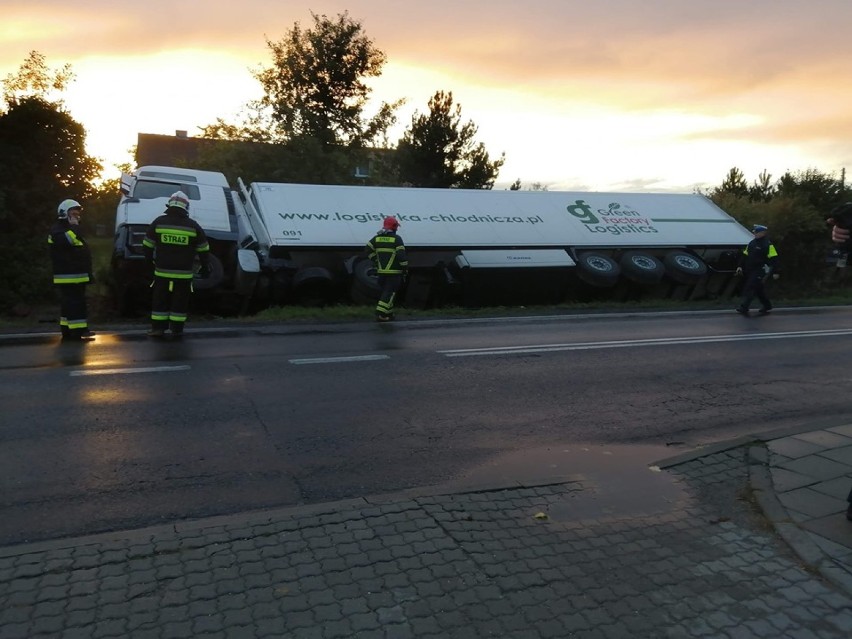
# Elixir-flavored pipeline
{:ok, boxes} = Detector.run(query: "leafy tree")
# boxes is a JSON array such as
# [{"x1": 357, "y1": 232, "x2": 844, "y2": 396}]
[
  {"x1": 395, "y1": 90, "x2": 504, "y2": 189},
  {"x1": 2, "y1": 50, "x2": 73, "y2": 105},
  {"x1": 775, "y1": 168, "x2": 847, "y2": 212},
  {"x1": 0, "y1": 53, "x2": 100, "y2": 312},
  {"x1": 256, "y1": 11, "x2": 399, "y2": 147},
  {"x1": 709, "y1": 165, "x2": 852, "y2": 295},
  {"x1": 509, "y1": 178, "x2": 522, "y2": 191},
  {"x1": 198, "y1": 12, "x2": 402, "y2": 185}
]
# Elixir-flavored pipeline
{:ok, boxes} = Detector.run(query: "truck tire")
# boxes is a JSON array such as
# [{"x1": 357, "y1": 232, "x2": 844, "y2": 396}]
[
  {"x1": 351, "y1": 258, "x2": 381, "y2": 295},
  {"x1": 620, "y1": 251, "x2": 665, "y2": 284},
  {"x1": 575, "y1": 252, "x2": 620, "y2": 287},
  {"x1": 663, "y1": 250, "x2": 707, "y2": 284},
  {"x1": 194, "y1": 253, "x2": 224, "y2": 290},
  {"x1": 292, "y1": 266, "x2": 335, "y2": 306}
]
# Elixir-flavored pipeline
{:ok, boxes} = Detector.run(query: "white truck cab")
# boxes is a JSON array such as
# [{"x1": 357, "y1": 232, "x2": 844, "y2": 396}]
[{"x1": 111, "y1": 166, "x2": 241, "y2": 315}]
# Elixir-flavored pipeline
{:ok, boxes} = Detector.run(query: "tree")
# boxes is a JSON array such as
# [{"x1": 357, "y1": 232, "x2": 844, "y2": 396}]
[
  {"x1": 713, "y1": 167, "x2": 749, "y2": 199},
  {"x1": 395, "y1": 90, "x2": 504, "y2": 189},
  {"x1": 198, "y1": 12, "x2": 402, "y2": 184},
  {"x1": 709, "y1": 166, "x2": 852, "y2": 295},
  {"x1": 775, "y1": 168, "x2": 847, "y2": 212},
  {"x1": 256, "y1": 11, "x2": 399, "y2": 147},
  {"x1": 2, "y1": 50, "x2": 73, "y2": 105},
  {"x1": 749, "y1": 170, "x2": 773, "y2": 203},
  {"x1": 0, "y1": 53, "x2": 100, "y2": 312}
]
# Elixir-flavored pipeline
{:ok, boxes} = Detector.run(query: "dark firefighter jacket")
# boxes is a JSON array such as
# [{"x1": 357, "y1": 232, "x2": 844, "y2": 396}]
[
  {"x1": 739, "y1": 235, "x2": 780, "y2": 276},
  {"x1": 48, "y1": 219, "x2": 92, "y2": 285},
  {"x1": 142, "y1": 207, "x2": 210, "y2": 279},
  {"x1": 366, "y1": 230, "x2": 408, "y2": 275}
]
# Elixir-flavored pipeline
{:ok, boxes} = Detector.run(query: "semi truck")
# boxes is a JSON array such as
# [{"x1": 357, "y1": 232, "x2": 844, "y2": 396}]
[
  {"x1": 111, "y1": 166, "x2": 241, "y2": 315},
  {"x1": 111, "y1": 165, "x2": 752, "y2": 315}
]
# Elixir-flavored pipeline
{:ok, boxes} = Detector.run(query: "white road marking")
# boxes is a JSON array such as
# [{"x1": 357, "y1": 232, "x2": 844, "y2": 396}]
[
  {"x1": 70, "y1": 365, "x2": 191, "y2": 376},
  {"x1": 438, "y1": 328, "x2": 852, "y2": 357},
  {"x1": 289, "y1": 354, "x2": 390, "y2": 365}
]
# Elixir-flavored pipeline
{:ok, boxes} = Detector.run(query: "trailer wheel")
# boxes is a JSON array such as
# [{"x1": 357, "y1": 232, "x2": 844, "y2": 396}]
[
  {"x1": 575, "y1": 252, "x2": 620, "y2": 287},
  {"x1": 620, "y1": 251, "x2": 665, "y2": 284},
  {"x1": 351, "y1": 258, "x2": 380, "y2": 294},
  {"x1": 663, "y1": 250, "x2": 707, "y2": 284},
  {"x1": 292, "y1": 266, "x2": 335, "y2": 306},
  {"x1": 193, "y1": 253, "x2": 224, "y2": 290}
]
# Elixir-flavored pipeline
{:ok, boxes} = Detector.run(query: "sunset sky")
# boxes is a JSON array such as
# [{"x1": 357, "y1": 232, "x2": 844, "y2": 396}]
[{"x1": 3, "y1": 0, "x2": 852, "y2": 192}]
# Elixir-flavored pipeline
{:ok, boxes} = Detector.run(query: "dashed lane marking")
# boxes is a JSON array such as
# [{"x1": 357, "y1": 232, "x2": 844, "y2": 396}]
[
  {"x1": 289, "y1": 354, "x2": 390, "y2": 365},
  {"x1": 438, "y1": 328, "x2": 852, "y2": 357},
  {"x1": 69, "y1": 365, "x2": 191, "y2": 376}
]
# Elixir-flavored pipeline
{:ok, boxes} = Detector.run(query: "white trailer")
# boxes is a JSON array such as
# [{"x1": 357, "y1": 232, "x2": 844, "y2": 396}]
[{"x1": 234, "y1": 181, "x2": 752, "y2": 308}]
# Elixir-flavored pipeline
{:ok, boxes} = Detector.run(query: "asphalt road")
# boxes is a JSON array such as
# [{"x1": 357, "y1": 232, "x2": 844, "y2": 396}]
[{"x1": 2, "y1": 307, "x2": 852, "y2": 546}]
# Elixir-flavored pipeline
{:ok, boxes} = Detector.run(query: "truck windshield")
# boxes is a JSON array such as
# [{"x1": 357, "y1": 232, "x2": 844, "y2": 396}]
[{"x1": 133, "y1": 181, "x2": 200, "y2": 200}]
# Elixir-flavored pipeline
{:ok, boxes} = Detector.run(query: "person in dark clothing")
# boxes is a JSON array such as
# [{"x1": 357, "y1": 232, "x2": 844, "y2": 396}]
[
  {"x1": 735, "y1": 223, "x2": 780, "y2": 316},
  {"x1": 828, "y1": 217, "x2": 852, "y2": 522},
  {"x1": 142, "y1": 191, "x2": 211, "y2": 338},
  {"x1": 48, "y1": 199, "x2": 95, "y2": 342},
  {"x1": 366, "y1": 216, "x2": 408, "y2": 322}
]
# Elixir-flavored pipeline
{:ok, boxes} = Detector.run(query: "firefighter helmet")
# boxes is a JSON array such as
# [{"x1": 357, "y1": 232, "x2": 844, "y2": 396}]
[
  {"x1": 57, "y1": 199, "x2": 82, "y2": 219},
  {"x1": 167, "y1": 191, "x2": 190, "y2": 211},
  {"x1": 382, "y1": 216, "x2": 400, "y2": 231}
]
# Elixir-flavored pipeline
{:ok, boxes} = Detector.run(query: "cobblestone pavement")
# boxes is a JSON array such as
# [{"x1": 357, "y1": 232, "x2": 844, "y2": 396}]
[{"x1": 1, "y1": 442, "x2": 851, "y2": 638}]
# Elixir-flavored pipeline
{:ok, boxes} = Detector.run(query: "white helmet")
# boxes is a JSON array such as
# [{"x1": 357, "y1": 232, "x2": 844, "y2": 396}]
[
  {"x1": 57, "y1": 199, "x2": 82, "y2": 219},
  {"x1": 167, "y1": 191, "x2": 190, "y2": 211}
]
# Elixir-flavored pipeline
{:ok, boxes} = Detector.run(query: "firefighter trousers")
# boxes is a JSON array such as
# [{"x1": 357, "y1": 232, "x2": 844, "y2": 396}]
[
  {"x1": 376, "y1": 273, "x2": 403, "y2": 318},
  {"x1": 57, "y1": 284, "x2": 88, "y2": 337},
  {"x1": 151, "y1": 277, "x2": 193, "y2": 333}
]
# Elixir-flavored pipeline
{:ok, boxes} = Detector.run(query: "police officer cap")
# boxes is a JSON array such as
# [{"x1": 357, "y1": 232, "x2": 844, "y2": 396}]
[{"x1": 752, "y1": 224, "x2": 768, "y2": 232}]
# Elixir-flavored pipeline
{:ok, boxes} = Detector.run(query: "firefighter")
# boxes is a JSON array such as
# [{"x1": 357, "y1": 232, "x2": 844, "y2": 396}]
[
  {"x1": 142, "y1": 191, "x2": 211, "y2": 338},
  {"x1": 366, "y1": 216, "x2": 408, "y2": 321},
  {"x1": 735, "y1": 223, "x2": 780, "y2": 316},
  {"x1": 48, "y1": 199, "x2": 95, "y2": 342}
]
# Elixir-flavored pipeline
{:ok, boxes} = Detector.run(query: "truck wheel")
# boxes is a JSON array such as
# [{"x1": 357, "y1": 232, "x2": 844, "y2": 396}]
[
  {"x1": 620, "y1": 251, "x2": 665, "y2": 284},
  {"x1": 352, "y1": 258, "x2": 380, "y2": 294},
  {"x1": 194, "y1": 254, "x2": 224, "y2": 290},
  {"x1": 575, "y1": 252, "x2": 620, "y2": 287},
  {"x1": 292, "y1": 266, "x2": 335, "y2": 306},
  {"x1": 664, "y1": 250, "x2": 707, "y2": 284}
]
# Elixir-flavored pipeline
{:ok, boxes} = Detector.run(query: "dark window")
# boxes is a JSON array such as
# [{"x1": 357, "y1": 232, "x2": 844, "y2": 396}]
[
  {"x1": 138, "y1": 170, "x2": 199, "y2": 182},
  {"x1": 133, "y1": 181, "x2": 201, "y2": 200}
]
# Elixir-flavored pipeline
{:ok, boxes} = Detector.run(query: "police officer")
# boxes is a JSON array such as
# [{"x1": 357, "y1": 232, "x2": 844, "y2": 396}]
[
  {"x1": 735, "y1": 223, "x2": 780, "y2": 316},
  {"x1": 142, "y1": 191, "x2": 211, "y2": 338},
  {"x1": 48, "y1": 199, "x2": 95, "y2": 341},
  {"x1": 366, "y1": 216, "x2": 408, "y2": 321}
]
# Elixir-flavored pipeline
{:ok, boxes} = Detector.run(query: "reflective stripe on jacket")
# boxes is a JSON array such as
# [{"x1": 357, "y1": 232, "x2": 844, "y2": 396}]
[
  {"x1": 143, "y1": 210, "x2": 210, "y2": 279},
  {"x1": 366, "y1": 230, "x2": 408, "y2": 274},
  {"x1": 739, "y1": 236, "x2": 779, "y2": 275},
  {"x1": 48, "y1": 220, "x2": 92, "y2": 285}
]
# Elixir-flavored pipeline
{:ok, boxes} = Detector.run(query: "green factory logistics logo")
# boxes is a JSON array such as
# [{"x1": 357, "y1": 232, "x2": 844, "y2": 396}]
[{"x1": 566, "y1": 199, "x2": 658, "y2": 236}]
